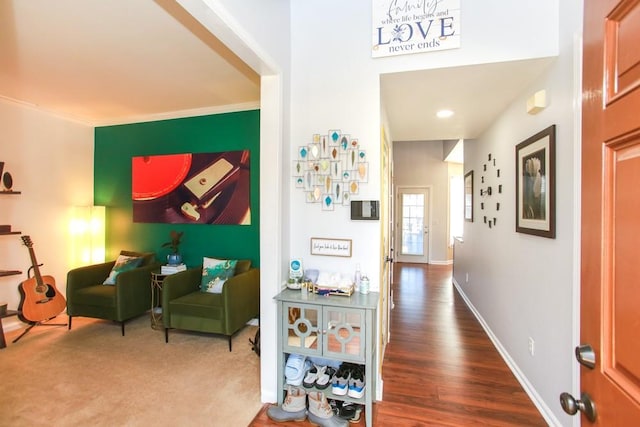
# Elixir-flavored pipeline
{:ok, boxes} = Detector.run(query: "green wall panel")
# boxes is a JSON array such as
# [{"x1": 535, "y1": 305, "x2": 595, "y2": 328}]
[{"x1": 94, "y1": 110, "x2": 260, "y2": 267}]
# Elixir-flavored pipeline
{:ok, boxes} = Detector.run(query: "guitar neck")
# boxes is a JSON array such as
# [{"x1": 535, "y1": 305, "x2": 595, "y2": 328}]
[{"x1": 26, "y1": 246, "x2": 44, "y2": 284}]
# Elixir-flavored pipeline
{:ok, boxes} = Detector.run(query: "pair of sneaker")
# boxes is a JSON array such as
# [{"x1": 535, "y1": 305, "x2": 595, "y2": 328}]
[
  {"x1": 328, "y1": 399, "x2": 364, "y2": 423},
  {"x1": 331, "y1": 363, "x2": 365, "y2": 398},
  {"x1": 303, "y1": 364, "x2": 336, "y2": 389},
  {"x1": 285, "y1": 354, "x2": 313, "y2": 386}
]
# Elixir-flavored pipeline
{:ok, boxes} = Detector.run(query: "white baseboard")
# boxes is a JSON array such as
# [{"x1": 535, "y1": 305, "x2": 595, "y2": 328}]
[
  {"x1": 452, "y1": 278, "x2": 562, "y2": 427},
  {"x1": 2, "y1": 317, "x2": 24, "y2": 333},
  {"x1": 429, "y1": 259, "x2": 453, "y2": 265}
]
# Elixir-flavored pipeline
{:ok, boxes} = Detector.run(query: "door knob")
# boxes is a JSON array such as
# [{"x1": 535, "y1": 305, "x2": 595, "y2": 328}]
[
  {"x1": 560, "y1": 392, "x2": 597, "y2": 422},
  {"x1": 575, "y1": 344, "x2": 596, "y2": 369}
]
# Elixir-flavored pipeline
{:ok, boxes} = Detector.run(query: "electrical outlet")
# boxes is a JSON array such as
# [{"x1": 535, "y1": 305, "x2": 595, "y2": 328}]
[
  {"x1": 528, "y1": 337, "x2": 535, "y2": 356},
  {"x1": 465, "y1": 273, "x2": 469, "y2": 283}
]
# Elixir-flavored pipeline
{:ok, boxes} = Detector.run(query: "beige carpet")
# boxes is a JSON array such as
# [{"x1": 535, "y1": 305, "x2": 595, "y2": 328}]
[{"x1": 1, "y1": 315, "x2": 261, "y2": 427}]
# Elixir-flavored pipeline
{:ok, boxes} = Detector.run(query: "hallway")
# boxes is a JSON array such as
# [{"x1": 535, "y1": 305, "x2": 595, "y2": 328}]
[
  {"x1": 251, "y1": 263, "x2": 546, "y2": 426},
  {"x1": 374, "y1": 263, "x2": 546, "y2": 426}
]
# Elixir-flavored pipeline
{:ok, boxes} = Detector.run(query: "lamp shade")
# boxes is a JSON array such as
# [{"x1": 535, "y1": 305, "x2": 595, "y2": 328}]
[{"x1": 70, "y1": 206, "x2": 105, "y2": 266}]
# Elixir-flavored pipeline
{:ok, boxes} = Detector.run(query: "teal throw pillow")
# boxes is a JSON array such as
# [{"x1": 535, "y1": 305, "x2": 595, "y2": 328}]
[
  {"x1": 200, "y1": 258, "x2": 238, "y2": 293},
  {"x1": 103, "y1": 255, "x2": 143, "y2": 285}
]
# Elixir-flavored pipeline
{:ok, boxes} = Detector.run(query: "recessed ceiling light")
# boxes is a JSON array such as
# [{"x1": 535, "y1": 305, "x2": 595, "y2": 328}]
[{"x1": 436, "y1": 109, "x2": 454, "y2": 118}]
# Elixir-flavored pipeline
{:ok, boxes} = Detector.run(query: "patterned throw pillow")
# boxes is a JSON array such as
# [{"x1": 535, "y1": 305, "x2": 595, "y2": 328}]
[
  {"x1": 200, "y1": 258, "x2": 238, "y2": 293},
  {"x1": 103, "y1": 255, "x2": 143, "y2": 285}
]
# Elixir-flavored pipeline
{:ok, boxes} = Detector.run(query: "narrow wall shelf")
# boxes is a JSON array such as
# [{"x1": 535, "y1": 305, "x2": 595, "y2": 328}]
[
  {"x1": 0, "y1": 270, "x2": 22, "y2": 277},
  {"x1": 0, "y1": 191, "x2": 21, "y2": 195},
  {"x1": 0, "y1": 232, "x2": 21, "y2": 236}
]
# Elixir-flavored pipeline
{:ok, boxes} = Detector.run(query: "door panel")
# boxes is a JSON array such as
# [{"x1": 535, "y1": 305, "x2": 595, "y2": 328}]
[
  {"x1": 380, "y1": 128, "x2": 392, "y2": 360},
  {"x1": 396, "y1": 187, "x2": 429, "y2": 263},
  {"x1": 580, "y1": 0, "x2": 640, "y2": 423}
]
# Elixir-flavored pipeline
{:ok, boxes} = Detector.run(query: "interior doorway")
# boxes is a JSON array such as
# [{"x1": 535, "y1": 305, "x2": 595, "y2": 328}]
[{"x1": 395, "y1": 186, "x2": 430, "y2": 264}]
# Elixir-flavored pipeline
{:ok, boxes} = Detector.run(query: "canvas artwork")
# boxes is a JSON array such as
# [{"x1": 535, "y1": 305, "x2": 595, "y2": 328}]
[{"x1": 132, "y1": 151, "x2": 250, "y2": 225}]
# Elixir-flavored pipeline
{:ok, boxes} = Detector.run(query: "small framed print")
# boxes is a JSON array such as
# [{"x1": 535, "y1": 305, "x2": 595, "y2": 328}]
[
  {"x1": 347, "y1": 149, "x2": 358, "y2": 169},
  {"x1": 321, "y1": 194, "x2": 335, "y2": 211},
  {"x1": 464, "y1": 170, "x2": 473, "y2": 222},
  {"x1": 356, "y1": 162, "x2": 369, "y2": 182},
  {"x1": 330, "y1": 161, "x2": 342, "y2": 179},
  {"x1": 310, "y1": 237, "x2": 352, "y2": 257},
  {"x1": 303, "y1": 171, "x2": 315, "y2": 191},
  {"x1": 306, "y1": 190, "x2": 320, "y2": 203},
  {"x1": 349, "y1": 180, "x2": 360, "y2": 194},
  {"x1": 329, "y1": 129, "x2": 342, "y2": 145},
  {"x1": 293, "y1": 160, "x2": 304, "y2": 177},
  {"x1": 308, "y1": 143, "x2": 321, "y2": 160},
  {"x1": 341, "y1": 191, "x2": 351, "y2": 205},
  {"x1": 516, "y1": 125, "x2": 556, "y2": 238}
]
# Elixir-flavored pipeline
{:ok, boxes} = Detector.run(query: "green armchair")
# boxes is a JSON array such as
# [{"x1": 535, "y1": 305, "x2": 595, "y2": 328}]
[
  {"x1": 66, "y1": 251, "x2": 160, "y2": 335},
  {"x1": 162, "y1": 260, "x2": 259, "y2": 351}
]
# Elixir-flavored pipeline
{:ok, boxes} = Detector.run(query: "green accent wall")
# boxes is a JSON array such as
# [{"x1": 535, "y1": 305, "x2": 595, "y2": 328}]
[{"x1": 94, "y1": 110, "x2": 260, "y2": 267}]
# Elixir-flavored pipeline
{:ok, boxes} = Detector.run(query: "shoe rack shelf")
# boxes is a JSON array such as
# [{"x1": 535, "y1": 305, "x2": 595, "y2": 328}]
[{"x1": 275, "y1": 288, "x2": 379, "y2": 427}]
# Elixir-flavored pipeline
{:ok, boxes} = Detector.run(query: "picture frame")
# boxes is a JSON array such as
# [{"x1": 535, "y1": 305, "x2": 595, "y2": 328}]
[
  {"x1": 310, "y1": 237, "x2": 352, "y2": 257},
  {"x1": 515, "y1": 125, "x2": 556, "y2": 238},
  {"x1": 464, "y1": 170, "x2": 474, "y2": 222}
]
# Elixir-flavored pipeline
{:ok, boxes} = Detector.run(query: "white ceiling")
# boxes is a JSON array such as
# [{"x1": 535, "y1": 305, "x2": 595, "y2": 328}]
[
  {"x1": 1, "y1": 1, "x2": 553, "y2": 142},
  {"x1": 0, "y1": 0, "x2": 260, "y2": 126},
  {"x1": 381, "y1": 58, "x2": 554, "y2": 142}
]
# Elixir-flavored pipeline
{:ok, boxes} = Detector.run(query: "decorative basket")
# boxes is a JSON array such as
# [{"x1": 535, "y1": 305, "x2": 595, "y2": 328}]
[{"x1": 312, "y1": 283, "x2": 354, "y2": 297}]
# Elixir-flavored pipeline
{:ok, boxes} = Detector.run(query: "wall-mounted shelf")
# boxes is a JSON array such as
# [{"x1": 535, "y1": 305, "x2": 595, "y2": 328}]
[
  {"x1": 0, "y1": 270, "x2": 22, "y2": 277},
  {"x1": 1, "y1": 188, "x2": 22, "y2": 277}
]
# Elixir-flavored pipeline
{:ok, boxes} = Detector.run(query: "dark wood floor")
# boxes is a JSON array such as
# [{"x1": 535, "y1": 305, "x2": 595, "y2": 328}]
[{"x1": 250, "y1": 263, "x2": 546, "y2": 426}]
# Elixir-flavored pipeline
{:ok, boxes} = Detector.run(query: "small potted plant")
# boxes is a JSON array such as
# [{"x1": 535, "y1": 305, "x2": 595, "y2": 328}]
[{"x1": 162, "y1": 230, "x2": 184, "y2": 265}]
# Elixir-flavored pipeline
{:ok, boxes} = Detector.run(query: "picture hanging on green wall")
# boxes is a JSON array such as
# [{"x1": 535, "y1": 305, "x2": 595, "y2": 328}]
[{"x1": 132, "y1": 150, "x2": 250, "y2": 224}]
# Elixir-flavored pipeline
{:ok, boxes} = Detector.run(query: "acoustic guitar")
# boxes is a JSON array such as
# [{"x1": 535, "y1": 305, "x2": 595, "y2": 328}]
[{"x1": 17, "y1": 236, "x2": 66, "y2": 323}]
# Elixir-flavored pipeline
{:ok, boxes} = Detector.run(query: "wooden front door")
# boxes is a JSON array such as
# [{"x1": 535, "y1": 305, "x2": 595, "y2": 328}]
[{"x1": 580, "y1": 0, "x2": 640, "y2": 423}]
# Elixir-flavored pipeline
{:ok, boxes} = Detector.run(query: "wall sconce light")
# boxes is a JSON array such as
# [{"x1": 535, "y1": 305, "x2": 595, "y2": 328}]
[
  {"x1": 70, "y1": 206, "x2": 106, "y2": 266},
  {"x1": 526, "y1": 90, "x2": 547, "y2": 115}
]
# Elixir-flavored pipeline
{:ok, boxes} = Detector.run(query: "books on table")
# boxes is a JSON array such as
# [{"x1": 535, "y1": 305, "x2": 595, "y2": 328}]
[{"x1": 161, "y1": 264, "x2": 187, "y2": 275}]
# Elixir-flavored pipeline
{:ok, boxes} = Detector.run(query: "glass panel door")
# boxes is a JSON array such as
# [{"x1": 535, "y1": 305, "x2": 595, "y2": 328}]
[
  {"x1": 324, "y1": 307, "x2": 365, "y2": 362},
  {"x1": 282, "y1": 302, "x2": 321, "y2": 356},
  {"x1": 396, "y1": 187, "x2": 429, "y2": 263}
]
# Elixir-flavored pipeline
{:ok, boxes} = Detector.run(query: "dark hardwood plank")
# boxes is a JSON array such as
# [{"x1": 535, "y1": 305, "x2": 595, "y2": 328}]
[{"x1": 250, "y1": 263, "x2": 546, "y2": 426}]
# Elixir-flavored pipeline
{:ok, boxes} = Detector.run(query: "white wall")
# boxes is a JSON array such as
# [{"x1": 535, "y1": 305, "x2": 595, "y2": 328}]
[
  {"x1": 190, "y1": 0, "x2": 292, "y2": 404},
  {"x1": 218, "y1": 0, "x2": 573, "y2": 415},
  {"x1": 288, "y1": 0, "x2": 559, "y2": 287},
  {"x1": 286, "y1": 0, "x2": 564, "y2": 410},
  {"x1": 0, "y1": 99, "x2": 93, "y2": 330},
  {"x1": 453, "y1": 0, "x2": 583, "y2": 424},
  {"x1": 393, "y1": 140, "x2": 451, "y2": 263}
]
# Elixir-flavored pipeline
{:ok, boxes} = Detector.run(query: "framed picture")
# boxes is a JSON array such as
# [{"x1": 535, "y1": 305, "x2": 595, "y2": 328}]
[
  {"x1": 310, "y1": 237, "x2": 352, "y2": 257},
  {"x1": 464, "y1": 170, "x2": 474, "y2": 222},
  {"x1": 515, "y1": 125, "x2": 556, "y2": 238}
]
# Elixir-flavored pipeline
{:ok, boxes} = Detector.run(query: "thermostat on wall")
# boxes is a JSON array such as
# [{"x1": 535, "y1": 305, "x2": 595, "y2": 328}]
[{"x1": 351, "y1": 200, "x2": 379, "y2": 220}]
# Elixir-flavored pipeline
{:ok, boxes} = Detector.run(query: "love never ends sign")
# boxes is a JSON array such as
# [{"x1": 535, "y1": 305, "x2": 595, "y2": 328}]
[{"x1": 372, "y1": 0, "x2": 460, "y2": 58}]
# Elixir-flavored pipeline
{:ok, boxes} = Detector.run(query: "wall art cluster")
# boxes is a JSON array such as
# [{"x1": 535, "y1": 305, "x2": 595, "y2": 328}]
[{"x1": 293, "y1": 130, "x2": 368, "y2": 211}]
